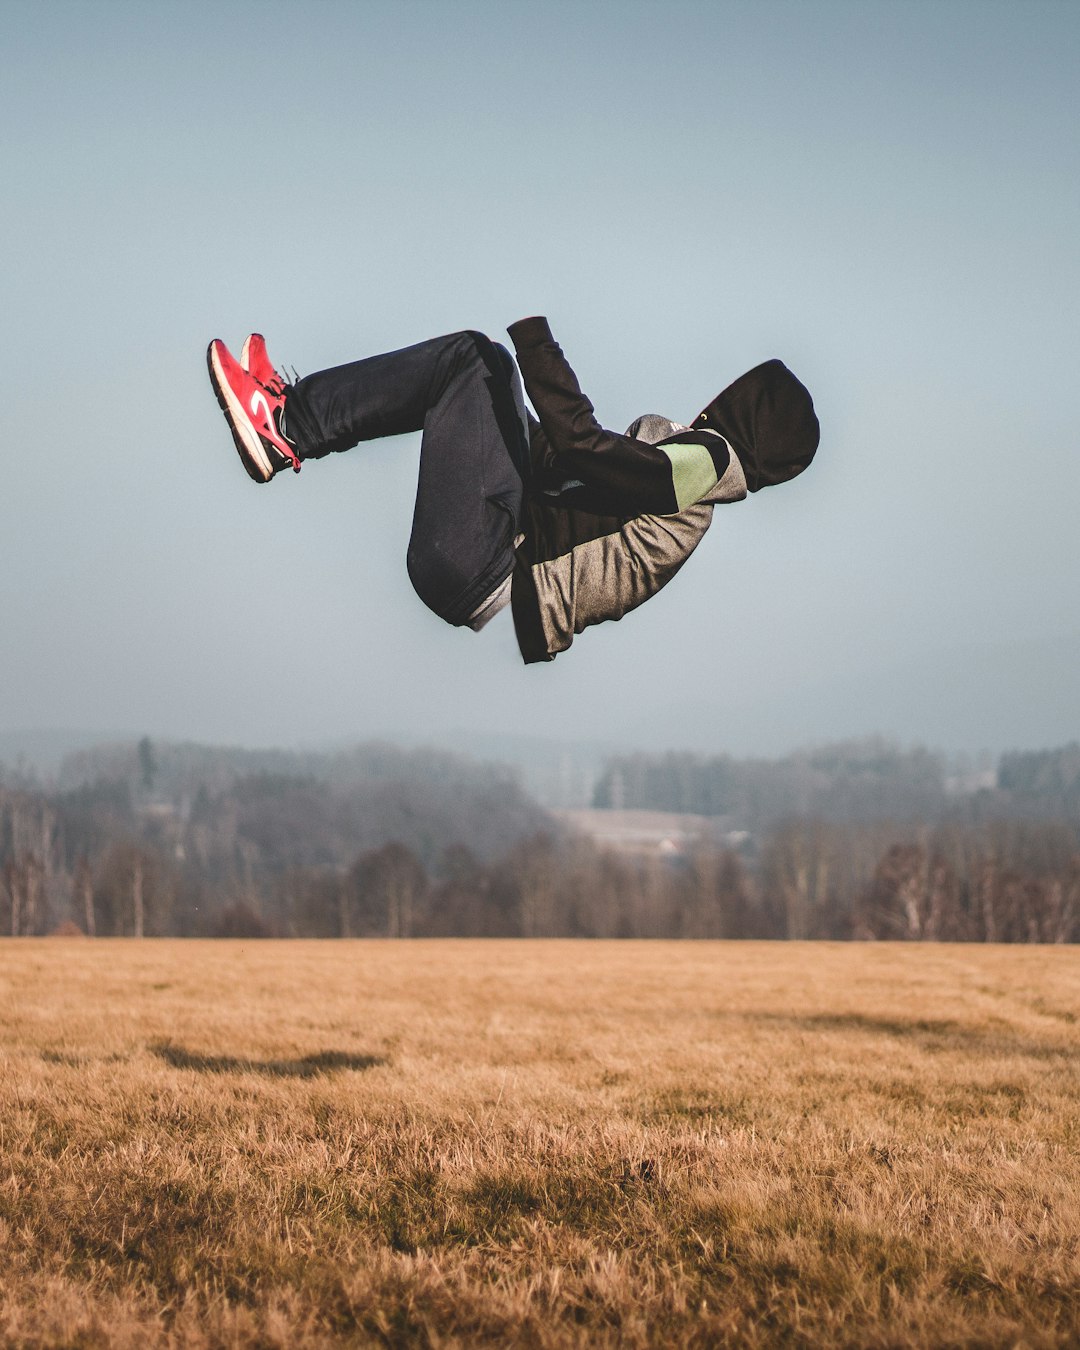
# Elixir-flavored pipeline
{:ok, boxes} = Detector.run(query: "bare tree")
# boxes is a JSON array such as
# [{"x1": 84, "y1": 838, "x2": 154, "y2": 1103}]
[
  {"x1": 505, "y1": 833, "x2": 561, "y2": 937},
  {"x1": 4, "y1": 858, "x2": 22, "y2": 936},
  {"x1": 349, "y1": 843, "x2": 428, "y2": 938},
  {"x1": 132, "y1": 855, "x2": 144, "y2": 939},
  {"x1": 74, "y1": 857, "x2": 96, "y2": 937},
  {"x1": 762, "y1": 820, "x2": 839, "y2": 939}
]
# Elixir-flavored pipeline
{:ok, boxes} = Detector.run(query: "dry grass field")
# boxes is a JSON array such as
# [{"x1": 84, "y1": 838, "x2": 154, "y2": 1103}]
[{"x1": 1, "y1": 939, "x2": 1078, "y2": 1348}]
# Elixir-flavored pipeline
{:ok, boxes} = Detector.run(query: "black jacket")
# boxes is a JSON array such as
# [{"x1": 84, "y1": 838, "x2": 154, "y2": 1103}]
[{"x1": 506, "y1": 317, "x2": 819, "y2": 664}]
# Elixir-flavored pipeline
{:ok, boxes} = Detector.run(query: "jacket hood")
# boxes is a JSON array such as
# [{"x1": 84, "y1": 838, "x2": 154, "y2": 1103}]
[{"x1": 691, "y1": 359, "x2": 818, "y2": 492}]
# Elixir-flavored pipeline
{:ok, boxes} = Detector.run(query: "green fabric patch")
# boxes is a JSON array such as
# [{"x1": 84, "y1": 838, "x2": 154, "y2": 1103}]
[{"x1": 659, "y1": 442, "x2": 719, "y2": 510}]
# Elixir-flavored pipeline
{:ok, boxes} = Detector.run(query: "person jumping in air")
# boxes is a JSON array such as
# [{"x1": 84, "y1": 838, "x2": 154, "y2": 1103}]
[{"x1": 206, "y1": 320, "x2": 819, "y2": 664}]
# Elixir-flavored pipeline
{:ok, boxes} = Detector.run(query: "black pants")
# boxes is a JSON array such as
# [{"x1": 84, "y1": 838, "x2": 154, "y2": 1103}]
[{"x1": 283, "y1": 332, "x2": 531, "y2": 626}]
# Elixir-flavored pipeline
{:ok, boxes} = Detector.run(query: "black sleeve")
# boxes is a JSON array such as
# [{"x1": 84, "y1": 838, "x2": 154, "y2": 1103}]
[{"x1": 507, "y1": 316, "x2": 727, "y2": 516}]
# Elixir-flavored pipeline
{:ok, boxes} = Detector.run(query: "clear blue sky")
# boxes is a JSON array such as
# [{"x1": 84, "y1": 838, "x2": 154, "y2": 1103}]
[{"x1": 1, "y1": 0, "x2": 1077, "y2": 757}]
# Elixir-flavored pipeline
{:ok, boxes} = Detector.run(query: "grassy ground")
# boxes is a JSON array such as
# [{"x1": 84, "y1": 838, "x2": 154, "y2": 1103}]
[{"x1": 0, "y1": 939, "x2": 1078, "y2": 1348}]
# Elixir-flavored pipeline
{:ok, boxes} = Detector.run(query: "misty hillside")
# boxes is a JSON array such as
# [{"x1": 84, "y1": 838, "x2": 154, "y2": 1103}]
[
  {"x1": 592, "y1": 739, "x2": 1080, "y2": 834},
  {"x1": 48, "y1": 738, "x2": 552, "y2": 869}
]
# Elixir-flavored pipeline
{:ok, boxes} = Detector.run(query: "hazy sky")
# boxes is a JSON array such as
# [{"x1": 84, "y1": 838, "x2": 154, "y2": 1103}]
[{"x1": 2, "y1": 0, "x2": 1077, "y2": 758}]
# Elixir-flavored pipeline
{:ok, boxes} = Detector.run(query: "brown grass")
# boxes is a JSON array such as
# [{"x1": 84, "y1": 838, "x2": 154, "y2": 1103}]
[{"x1": 1, "y1": 938, "x2": 1078, "y2": 1347}]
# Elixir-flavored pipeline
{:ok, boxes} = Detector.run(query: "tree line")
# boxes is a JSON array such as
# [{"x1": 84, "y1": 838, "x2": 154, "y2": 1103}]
[
  {"x1": 592, "y1": 738, "x2": 1080, "y2": 832},
  {"x1": 1, "y1": 739, "x2": 1079, "y2": 942}
]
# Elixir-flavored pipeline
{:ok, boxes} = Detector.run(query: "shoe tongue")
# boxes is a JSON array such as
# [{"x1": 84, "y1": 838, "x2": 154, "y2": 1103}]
[{"x1": 277, "y1": 404, "x2": 296, "y2": 448}]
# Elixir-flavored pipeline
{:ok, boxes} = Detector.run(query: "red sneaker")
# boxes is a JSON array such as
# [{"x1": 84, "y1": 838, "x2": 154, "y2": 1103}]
[
  {"x1": 240, "y1": 332, "x2": 286, "y2": 395},
  {"x1": 207, "y1": 339, "x2": 301, "y2": 481}
]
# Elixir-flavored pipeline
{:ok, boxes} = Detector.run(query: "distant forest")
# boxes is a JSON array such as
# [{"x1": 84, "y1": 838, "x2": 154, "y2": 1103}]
[{"x1": 1, "y1": 738, "x2": 1078, "y2": 942}]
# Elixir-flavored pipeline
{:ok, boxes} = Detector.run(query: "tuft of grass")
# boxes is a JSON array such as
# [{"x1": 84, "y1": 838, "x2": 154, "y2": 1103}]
[{"x1": 1, "y1": 938, "x2": 1078, "y2": 1347}]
